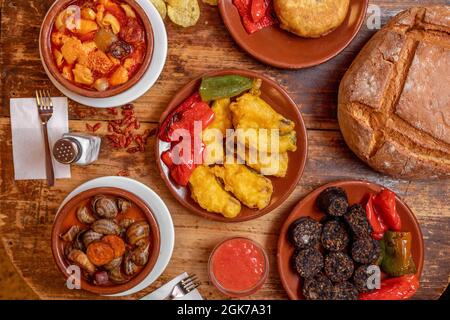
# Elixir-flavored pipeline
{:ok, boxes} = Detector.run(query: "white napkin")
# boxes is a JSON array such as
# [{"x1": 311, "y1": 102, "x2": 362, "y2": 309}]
[
  {"x1": 10, "y1": 97, "x2": 71, "y2": 180},
  {"x1": 141, "y1": 272, "x2": 204, "y2": 300}
]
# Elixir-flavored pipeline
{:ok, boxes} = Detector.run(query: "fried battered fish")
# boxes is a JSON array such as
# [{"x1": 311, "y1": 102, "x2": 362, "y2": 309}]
[
  {"x1": 213, "y1": 164, "x2": 273, "y2": 210},
  {"x1": 244, "y1": 150, "x2": 289, "y2": 177},
  {"x1": 230, "y1": 93, "x2": 295, "y2": 134},
  {"x1": 189, "y1": 166, "x2": 241, "y2": 219},
  {"x1": 203, "y1": 98, "x2": 233, "y2": 165},
  {"x1": 274, "y1": 0, "x2": 350, "y2": 38}
]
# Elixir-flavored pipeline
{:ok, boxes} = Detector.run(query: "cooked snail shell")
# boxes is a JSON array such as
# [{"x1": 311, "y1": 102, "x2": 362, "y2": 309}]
[
  {"x1": 73, "y1": 229, "x2": 86, "y2": 251},
  {"x1": 60, "y1": 225, "x2": 81, "y2": 242},
  {"x1": 119, "y1": 218, "x2": 135, "y2": 229},
  {"x1": 82, "y1": 230, "x2": 103, "y2": 247},
  {"x1": 126, "y1": 221, "x2": 150, "y2": 246},
  {"x1": 108, "y1": 267, "x2": 128, "y2": 284},
  {"x1": 123, "y1": 252, "x2": 139, "y2": 276},
  {"x1": 91, "y1": 219, "x2": 121, "y2": 235},
  {"x1": 92, "y1": 195, "x2": 119, "y2": 219},
  {"x1": 76, "y1": 206, "x2": 96, "y2": 224},
  {"x1": 67, "y1": 249, "x2": 96, "y2": 274},
  {"x1": 131, "y1": 241, "x2": 149, "y2": 266},
  {"x1": 103, "y1": 256, "x2": 123, "y2": 271},
  {"x1": 117, "y1": 198, "x2": 132, "y2": 213}
]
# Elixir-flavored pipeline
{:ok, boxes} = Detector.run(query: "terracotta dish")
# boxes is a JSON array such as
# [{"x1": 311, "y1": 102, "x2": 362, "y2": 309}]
[
  {"x1": 218, "y1": 0, "x2": 369, "y2": 69},
  {"x1": 40, "y1": 0, "x2": 154, "y2": 98},
  {"x1": 51, "y1": 187, "x2": 160, "y2": 295},
  {"x1": 277, "y1": 180, "x2": 424, "y2": 300},
  {"x1": 155, "y1": 69, "x2": 308, "y2": 222}
]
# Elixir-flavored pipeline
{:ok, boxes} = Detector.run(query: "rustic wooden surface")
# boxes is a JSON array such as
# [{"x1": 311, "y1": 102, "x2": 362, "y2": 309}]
[{"x1": 0, "y1": 0, "x2": 449, "y2": 300}]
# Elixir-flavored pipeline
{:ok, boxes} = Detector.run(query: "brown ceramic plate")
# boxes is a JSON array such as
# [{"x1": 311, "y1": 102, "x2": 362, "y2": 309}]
[
  {"x1": 40, "y1": 0, "x2": 154, "y2": 98},
  {"x1": 277, "y1": 180, "x2": 424, "y2": 300},
  {"x1": 51, "y1": 187, "x2": 160, "y2": 295},
  {"x1": 155, "y1": 69, "x2": 308, "y2": 222},
  {"x1": 219, "y1": 0, "x2": 369, "y2": 69}
]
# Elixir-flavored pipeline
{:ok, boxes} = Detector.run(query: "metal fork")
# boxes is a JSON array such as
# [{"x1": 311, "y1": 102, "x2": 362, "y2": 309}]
[
  {"x1": 35, "y1": 90, "x2": 55, "y2": 187},
  {"x1": 163, "y1": 274, "x2": 200, "y2": 300}
]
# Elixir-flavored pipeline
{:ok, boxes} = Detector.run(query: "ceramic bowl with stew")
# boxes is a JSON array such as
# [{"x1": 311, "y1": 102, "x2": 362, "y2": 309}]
[
  {"x1": 40, "y1": 0, "x2": 154, "y2": 98},
  {"x1": 51, "y1": 187, "x2": 160, "y2": 295}
]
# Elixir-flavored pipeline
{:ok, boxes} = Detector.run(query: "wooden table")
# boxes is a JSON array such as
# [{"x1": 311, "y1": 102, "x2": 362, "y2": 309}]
[{"x1": 0, "y1": 0, "x2": 449, "y2": 300}]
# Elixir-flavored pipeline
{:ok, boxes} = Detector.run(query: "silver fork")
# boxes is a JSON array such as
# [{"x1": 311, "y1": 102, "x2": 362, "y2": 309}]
[
  {"x1": 35, "y1": 90, "x2": 55, "y2": 187},
  {"x1": 163, "y1": 274, "x2": 200, "y2": 300}
]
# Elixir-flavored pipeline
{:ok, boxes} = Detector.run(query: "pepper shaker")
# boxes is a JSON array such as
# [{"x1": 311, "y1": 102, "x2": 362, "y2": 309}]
[{"x1": 53, "y1": 132, "x2": 101, "y2": 166}]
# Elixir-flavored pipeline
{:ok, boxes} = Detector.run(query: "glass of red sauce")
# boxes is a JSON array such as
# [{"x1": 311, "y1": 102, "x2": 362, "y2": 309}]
[{"x1": 208, "y1": 237, "x2": 269, "y2": 297}]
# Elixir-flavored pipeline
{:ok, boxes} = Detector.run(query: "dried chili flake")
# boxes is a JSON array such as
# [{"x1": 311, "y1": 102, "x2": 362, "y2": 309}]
[
  {"x1": 126, "y1": 147, "x2": 140, "y2": 153},
  {"x1": 116, "y1": 170, "x2": 129, "y2": 177},
  {"x1": 86, "y1": 123, "x2": 94, "y2": 131},
  {"x1": 93, "y1": 123, "x2": 102, "y2": 132},
  {"x1": 107, "y1": 108, "x2": 119, "y2": 115},
  {"x1": 122, "y1": 104, "x2": 134, "y2": 110}
]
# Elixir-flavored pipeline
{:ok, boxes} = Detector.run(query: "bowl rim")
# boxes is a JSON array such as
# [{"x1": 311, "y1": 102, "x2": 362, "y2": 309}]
[
  {"x1": 218, "y1": 0, "x2": 369, "y2": 69},
  {"x1": 39, "y1": 0, "x2": 154, "y2": 98},
  {"x1": 276, "y1": 180, "x2": 425, "y2": 300},
  {"x1": 154, "y1": 68, "x2": 309, "y2": 223},
  {"x1": 51, "y1": 186, "x2": 161, "y2": 295}
]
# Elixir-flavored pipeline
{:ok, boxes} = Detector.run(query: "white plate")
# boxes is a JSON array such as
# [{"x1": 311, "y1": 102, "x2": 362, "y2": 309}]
[
  {"x1": 39, "y1": 0, "x2": 168, "y2": 108},
  {"x1": 56, "y1": 176, "x2": 175, "y2": 297}
]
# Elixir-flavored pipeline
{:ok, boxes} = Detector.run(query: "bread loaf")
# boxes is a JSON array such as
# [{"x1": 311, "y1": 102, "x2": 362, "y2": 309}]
[{"x1": 338, "y1": 6, "x2": 450, "y2": 179}]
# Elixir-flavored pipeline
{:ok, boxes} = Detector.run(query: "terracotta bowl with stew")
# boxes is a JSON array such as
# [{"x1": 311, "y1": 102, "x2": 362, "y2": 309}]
[
  {"x1": 40, "y1": 0, "x2": 154, "y2": 98},
  {"x1": 51, "y1": 187, "x2": 160, "y2": 295}
]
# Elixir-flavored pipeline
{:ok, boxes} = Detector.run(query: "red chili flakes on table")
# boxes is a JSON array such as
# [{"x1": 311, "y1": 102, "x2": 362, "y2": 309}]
[
  {"x1": 102, "y1": 104, "x2": 155, "y2": 153},
  {"x1": 116, "y1": 170, "x2": 129, "y2": 177}
]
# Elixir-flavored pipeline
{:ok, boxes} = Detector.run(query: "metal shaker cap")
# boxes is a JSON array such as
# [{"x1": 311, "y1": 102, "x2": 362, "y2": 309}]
[{"x1": 53, "y1": 138, "x2": 81, "y2": 164}]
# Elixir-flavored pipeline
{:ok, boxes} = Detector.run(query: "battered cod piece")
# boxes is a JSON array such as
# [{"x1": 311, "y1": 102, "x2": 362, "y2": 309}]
[
  {"x1": 244, "y1": 150, "x2": 289, "y2": 177},
  {"x1": 213, "y1": 164, "x2": 273, "y2": 210},
  {"x1": 230, "y1": 93, "x2": 295, "y2": 134},
  {"x1": 189, "y1": 166, "x2": 241, "y2": 219},
  {"x1": 203, "y1": 98, "x2": 233, "y2": 165},
  {"x1": 274, "y1": 0, "x2": 350, "y2": 38},
  {"x1": 237, "y1": 130, "x2": 297, "y2": 153}
]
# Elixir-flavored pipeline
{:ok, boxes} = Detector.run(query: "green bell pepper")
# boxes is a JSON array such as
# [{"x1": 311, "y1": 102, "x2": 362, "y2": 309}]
[
  {"x1": 199, "y1": 75, "x2": 253, "y2": 102},
  {"x1": 381, "y1": 231, "x2": 417, "y2": 277}
]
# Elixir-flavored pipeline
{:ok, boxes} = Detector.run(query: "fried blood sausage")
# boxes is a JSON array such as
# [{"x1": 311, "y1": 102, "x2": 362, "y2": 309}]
[
  {"x1": 289, "y1": 217, "x2": 322, "y2": 249},
  {"x1": 292, "y1": 248, "x2": 324, "y2": 278},
  {"x1": 324, "y1": 251, "x2": 354, "y2": 283},
  {"x1": 321, "y1": 220, "x2": 349, "y2": 252},
  {"x1": 316, "y1": 187, "x2": 348, "y2": 217},
  {"x1": 302, "y1": 273, "x2": 333, "y2": 300},
  {"x1": 344, "y1": 204, "x2": 372, "y2": 238}
]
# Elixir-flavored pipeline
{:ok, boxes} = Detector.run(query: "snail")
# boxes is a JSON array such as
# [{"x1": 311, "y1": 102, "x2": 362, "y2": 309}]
[
  {"x1": 60, "y1": 225, "x2": 81, "y2": 242},
  {"x1": 91, "y1": 195, "x2": 119, "y2": 219},
  {"x1": 82, "y1": 230, "x2": 103, "y2": 248},
  {"x1": 131, "y1": 241, "x2": 150, "y2": 266},
  {"x1": 117, "y1": 198, "x2": 132, "y2": 213},
  {"x1": 67, "y1": 249, "x2": 96, "y2": 275},
  {"x1": 76, "y1": 205, "x2": 96, "y2": 224},
  {"x1": 91, "y1": 219, "x2": 121, "y2": 235},
  {"x1": 123, "y1": 252, "x2": 139, "y2": 276},
  {"x1": 126, "y1": 221, "x2": 150, "y2": 246}
]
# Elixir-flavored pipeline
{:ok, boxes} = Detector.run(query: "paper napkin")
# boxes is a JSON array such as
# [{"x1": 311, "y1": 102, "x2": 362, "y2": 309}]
[
  {"x1": 140, "y1": 272, "x2": 204, "y2": 300},
  {"x1": 10, "y1": 97, "x2": 71, "y2": 180}
]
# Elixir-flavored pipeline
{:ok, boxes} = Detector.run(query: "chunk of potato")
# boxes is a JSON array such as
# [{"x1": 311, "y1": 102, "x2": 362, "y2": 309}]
[
  {"x1": 109, "y1": 66, "x2": 129, "y2": 86},
  {"x1": 73, "y1": 64, "x2": 94, "y2": 85},
  {"x1": 76, "y1": 19, "x2": 98, "y2": 35},
  {"x1": 103, "y1": 13, "x2": 121, "y2": 34},
  {"x1": 53, "y1": 50, "x2": 64, "y2": 68},
  {"x1": 61, "y1": 38, "x2": 84, "y2": 65},
  {"x1": 81, "y1": 7, "x2": 96, "y2": 20},
  {"x1": 51, "y1": 32, "x2": 71, "y2": 46},
  {"x1": 62, "y1": 65, "x2": 73, "y2": 81}
]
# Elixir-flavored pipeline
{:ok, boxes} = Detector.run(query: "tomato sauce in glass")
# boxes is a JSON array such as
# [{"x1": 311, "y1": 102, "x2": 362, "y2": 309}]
[{"x1": 209, "y1": 237, "x2": 268, "y2": 296}]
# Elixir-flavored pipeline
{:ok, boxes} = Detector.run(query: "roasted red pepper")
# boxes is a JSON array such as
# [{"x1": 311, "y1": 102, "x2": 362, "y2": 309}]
[
  {"x1": 233, "y1": 0, "x2": 277, "y2": 34},
  {"x1": 159, "y1": 92, "x2": 215, "y2": 186},
  {"x1": 158, "y1": 92, "x2": 202, "y2": 142},
  {"x1": 162, "y1": 140, "x2": 205, "y2": 187},
  {"x1": 359, "y1": 275, "x2": 419, "y2": 300},
  {"x1": 373, "y1": 189, "x2": 402, "y2": 231},
  {"x1": 366, "y1": 194, "x2": 388, "y2": 240},
  {"x1": 251, "y1": 0, "x2": 268, "y2": 23}
]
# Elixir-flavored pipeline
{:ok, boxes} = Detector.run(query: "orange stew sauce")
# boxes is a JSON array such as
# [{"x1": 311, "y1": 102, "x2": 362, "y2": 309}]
[{"x1": 51, "y1": 0, "x2": 146, "y2": 92}]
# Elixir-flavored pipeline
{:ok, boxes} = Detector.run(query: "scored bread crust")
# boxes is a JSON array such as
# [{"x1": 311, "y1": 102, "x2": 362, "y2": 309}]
[{"x1": 338, "y1": 5, "x2": 450, "y2": 180}]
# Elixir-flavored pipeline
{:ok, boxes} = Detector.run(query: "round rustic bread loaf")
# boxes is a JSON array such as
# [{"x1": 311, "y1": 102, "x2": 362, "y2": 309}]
[{"x1": 338, "y1": 6, "x2": 450, "y2": 179}]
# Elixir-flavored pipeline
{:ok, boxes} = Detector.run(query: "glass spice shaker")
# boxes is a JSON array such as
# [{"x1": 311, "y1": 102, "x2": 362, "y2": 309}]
[{"x1": 52, "y1": 132, "x2": 101, "y2": 166}]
